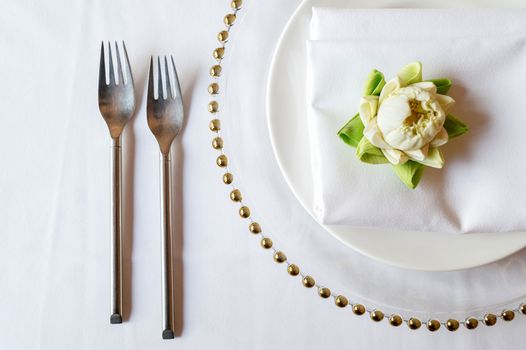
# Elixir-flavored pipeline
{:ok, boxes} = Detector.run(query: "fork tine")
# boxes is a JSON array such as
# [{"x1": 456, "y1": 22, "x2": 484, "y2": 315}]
[
  {"x1": 98, "y1": 41, "x2": 106, "y2": 88},
  {"x1": 157, "y1": 56, "x2": 163, "y2": 100},
  {"x1": 114, "y1": 41, "x2": 124, "y2": 85},
  {"x1": 147, "y1": 56, "x2": 154, "y2": 101},
  {"x1": 170, "y1": 56, "x2": 183, "y2": 105},
  {"x1": 164, "y1": 56, "x2": 174, "y2": 99},
  {"x1": 122, "y1": 41, "x2": 133, "y2": 86},
  {"x1": 108, "y1": 42, "x2": 116, "y2": 85}
]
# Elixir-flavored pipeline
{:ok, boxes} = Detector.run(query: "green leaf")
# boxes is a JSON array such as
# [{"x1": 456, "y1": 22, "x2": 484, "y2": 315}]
[
  {"x1": 397, "y1": 62, "x2": 422, "y2": 85},
  {"x1": 426, "y1": 78, "x2": 452, "y2": 94},
  {"x1": 444, "y1": 114, "x2": 469, "y2": 139},
  {"x1": 338, "y1": 113, "x2": 364, "y2": 148},
  {"x1": 392, "y1": 160, "x2": 426, "y2": 189},
  {"x1": 356, "y1": 137, "x2": 389, "y2": 164},
  {"x1": 363, "y1": 69, "x2": 386, "y2": 96}
]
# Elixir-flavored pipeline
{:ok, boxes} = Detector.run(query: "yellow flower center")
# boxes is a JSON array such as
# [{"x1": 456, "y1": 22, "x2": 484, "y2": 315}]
[{"x1": 402, "y1": 99, "x2": 438, "y2": 135}]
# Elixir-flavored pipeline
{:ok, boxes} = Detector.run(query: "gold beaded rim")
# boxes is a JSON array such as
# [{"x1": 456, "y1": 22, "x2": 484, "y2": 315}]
[{"x1": 208, "y1": 0, "x2": 526, "y2": 332}]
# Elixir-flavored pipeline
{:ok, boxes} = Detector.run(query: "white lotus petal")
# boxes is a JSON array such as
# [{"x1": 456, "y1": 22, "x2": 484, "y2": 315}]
[
  {"x1": 410, "y1": 81, "x2": 437, "y2": 94},
  {"x1": 377, "y1": 94, "x2": 411, "y2": 134},
  {"x1": 381, "y1": 148, "x2": 409, "y2": 165},
  {"x1": 435, "y1": 94, "x2": 455, "y2": 114},
  {"x1": 419, "y1": 147, "x2": 444, "y2": 168},
  {"x1": 430, "y1": 128, "x2": 449, "y2": 147},
  {"x1": 359, "y1": 96, "x2": 379, "y2": 127},
  {"x1": 404, "y1": 145, "x2": 429, "y2": 162},
  {"x1": 363, "y1": 118, "x2": 392, "y2": 149},
  {"x1": 379, "y1": 77, "x2": 401, "y2": 104}
]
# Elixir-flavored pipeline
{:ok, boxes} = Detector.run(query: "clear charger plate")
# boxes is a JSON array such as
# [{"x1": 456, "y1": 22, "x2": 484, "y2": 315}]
[{"x1": 220, "y1": 0, "x2": 526, "y2": 321}]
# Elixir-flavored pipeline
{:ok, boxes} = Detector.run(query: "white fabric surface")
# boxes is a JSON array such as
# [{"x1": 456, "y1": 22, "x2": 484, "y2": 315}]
[
  {"x1": 307, "y1": 8, "x2": 526, "y2": 233},
  {"x1": 1, "y1": 1, "x2": 526, "y2": 349}
]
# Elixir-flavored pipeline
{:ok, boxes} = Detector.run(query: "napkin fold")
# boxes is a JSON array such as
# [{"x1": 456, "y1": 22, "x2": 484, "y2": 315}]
[{"x1": 307, "y1": 8, "x2": 526, "y2": 233}]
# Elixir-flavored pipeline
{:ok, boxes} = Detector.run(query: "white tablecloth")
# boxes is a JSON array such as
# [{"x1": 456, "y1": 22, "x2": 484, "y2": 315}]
[{"x1": 0, "y1": 0, "x2": 525, "y2": 349}]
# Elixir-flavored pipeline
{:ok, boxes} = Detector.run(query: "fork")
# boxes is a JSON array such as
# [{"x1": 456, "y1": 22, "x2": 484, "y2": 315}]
[
  {"x1": 98, "y1": 41, "x2": 136, "y2": 324},
  {"x1": 146, "y1": 56, "x2": 184, "y2": 339}
]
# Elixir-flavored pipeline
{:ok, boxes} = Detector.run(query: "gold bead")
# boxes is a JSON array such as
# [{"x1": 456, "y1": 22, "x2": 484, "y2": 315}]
[
  {"x1": 465, "y1": 317, "x2": 478, "y2": 330},
  {"x1": 502, "y1": 310, "x2": 515, "y2": 321},
  {"x1": 302, "y1": 275, "x2": 315, "y2": 288},
  {"x1": 352, "y1": 304, "x2": 366, "y2": 316},
  {"x1": 427, "y1": 319, "x2": 441, "y2": 332},
  {"x1": 208, "y1": 101, "x2": 219, "y2": 113},
  {"x1": 335, "y1": 295, "x2": 348, "y2": 308},
  {"x1": 484, "y1": 313, "x2": 497, "y2": 326},
  {"x1": 216, "y1": 155, "x2": 228, "y2": 168},
  {"x1": 520, "y1": 303, "x2": 526, "y2": 315},
  {"x1": 231, "y1": 0, "x2": 242, "y2": 9},
  {"x1": 239, "y1": 206, "x2": 250, "y2": 218},
  {"x1": 208, "y1": 82, "x2": 220, "y2": 95},
  {"x1": 209, "y1": 118, "x2": 221, "y2": 132},
  {"x1": 287, "y1": 264, "x2": 300, "y2": 276},
  {"x1": 230, "y1": 189, "x2": 242, "y2": 202},
  {"x1": 273, "y1": 251, "x2": 287, "y2": 263},
  {"x1": 389, "y1": 315, "x2": 403, "y2": 327},
  {"x1": 224, "y1": 13, "x2": 236, "y2": 26},
  {"x1": 213, "y1": 47, "x2": 225, "y2": 60},
  {"x1": 260, "y1": 237, "x2": 273, "y2": 249},
  {"x1": 249, "y1": 222, "x2": 261, "y2": 234},
  {"x1": 446, "y1": 319, "x2": 459, "y2": 332},
  {"x1": 408, "y1": 318, "x2": 422, "y2": 330},
  {"x1": 212, "y1": 137, "x2": 223, "y2": 150},
  {"x1": 223, "y1": 172, "x2": 233, "y2": 184},
  {"x1": 370, "y1": 310, "x2": 384, "y2": 322},
  {"x1": 318, "y1": 287, "x2": 331, "y2": 299},
  {"x1": 218, "y1": 30, "x2": 229, "y2": 42},
  {"x1": 210, "y1": 65, "x2": 222, "y2": 77}
]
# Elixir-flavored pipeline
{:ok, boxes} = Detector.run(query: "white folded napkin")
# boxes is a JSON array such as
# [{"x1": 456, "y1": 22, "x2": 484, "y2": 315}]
[
  {"x1": 307, "y1": 8, "x2": 526, "y2": 233},
  {"x1": 311, "y1": 8, "x2": 526, "y2": 40}
]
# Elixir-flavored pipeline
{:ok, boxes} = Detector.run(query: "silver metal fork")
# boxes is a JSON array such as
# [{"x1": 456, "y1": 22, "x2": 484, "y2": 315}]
[
  {"x1": 98, "y1": 41, "x2": 136, "y2": 324},
  {"x1": 146, "y1": 56, "x2": 184, "y2": 339}
]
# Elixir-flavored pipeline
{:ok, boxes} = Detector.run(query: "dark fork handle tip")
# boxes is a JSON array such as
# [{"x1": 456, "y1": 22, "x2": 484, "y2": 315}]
[
  {"x1": 110, "y1": 313, "x2": 123, "y2": 324},
  {"x1": 162, "y1": 329, "x2": 175, "y2": 339}
]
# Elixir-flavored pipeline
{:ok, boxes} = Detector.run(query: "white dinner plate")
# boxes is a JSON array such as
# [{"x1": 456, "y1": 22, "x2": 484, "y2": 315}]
[{"x1": 266, "y1": 0, "x2": 526, "y2": 271}]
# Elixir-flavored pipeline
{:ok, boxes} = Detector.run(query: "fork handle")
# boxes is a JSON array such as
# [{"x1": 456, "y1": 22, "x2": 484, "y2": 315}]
[
  {"x1": 110, "y1": 137, "x2": 123, "y2": 324},
  {"x1": 160, "y1": 152, "x2": 175, "y2": 339}
]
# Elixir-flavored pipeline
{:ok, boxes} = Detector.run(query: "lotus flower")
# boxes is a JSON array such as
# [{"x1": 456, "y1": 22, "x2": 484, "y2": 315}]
[{"x1": 338, "y1": 62, "x2": 468, "y2": 189}]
